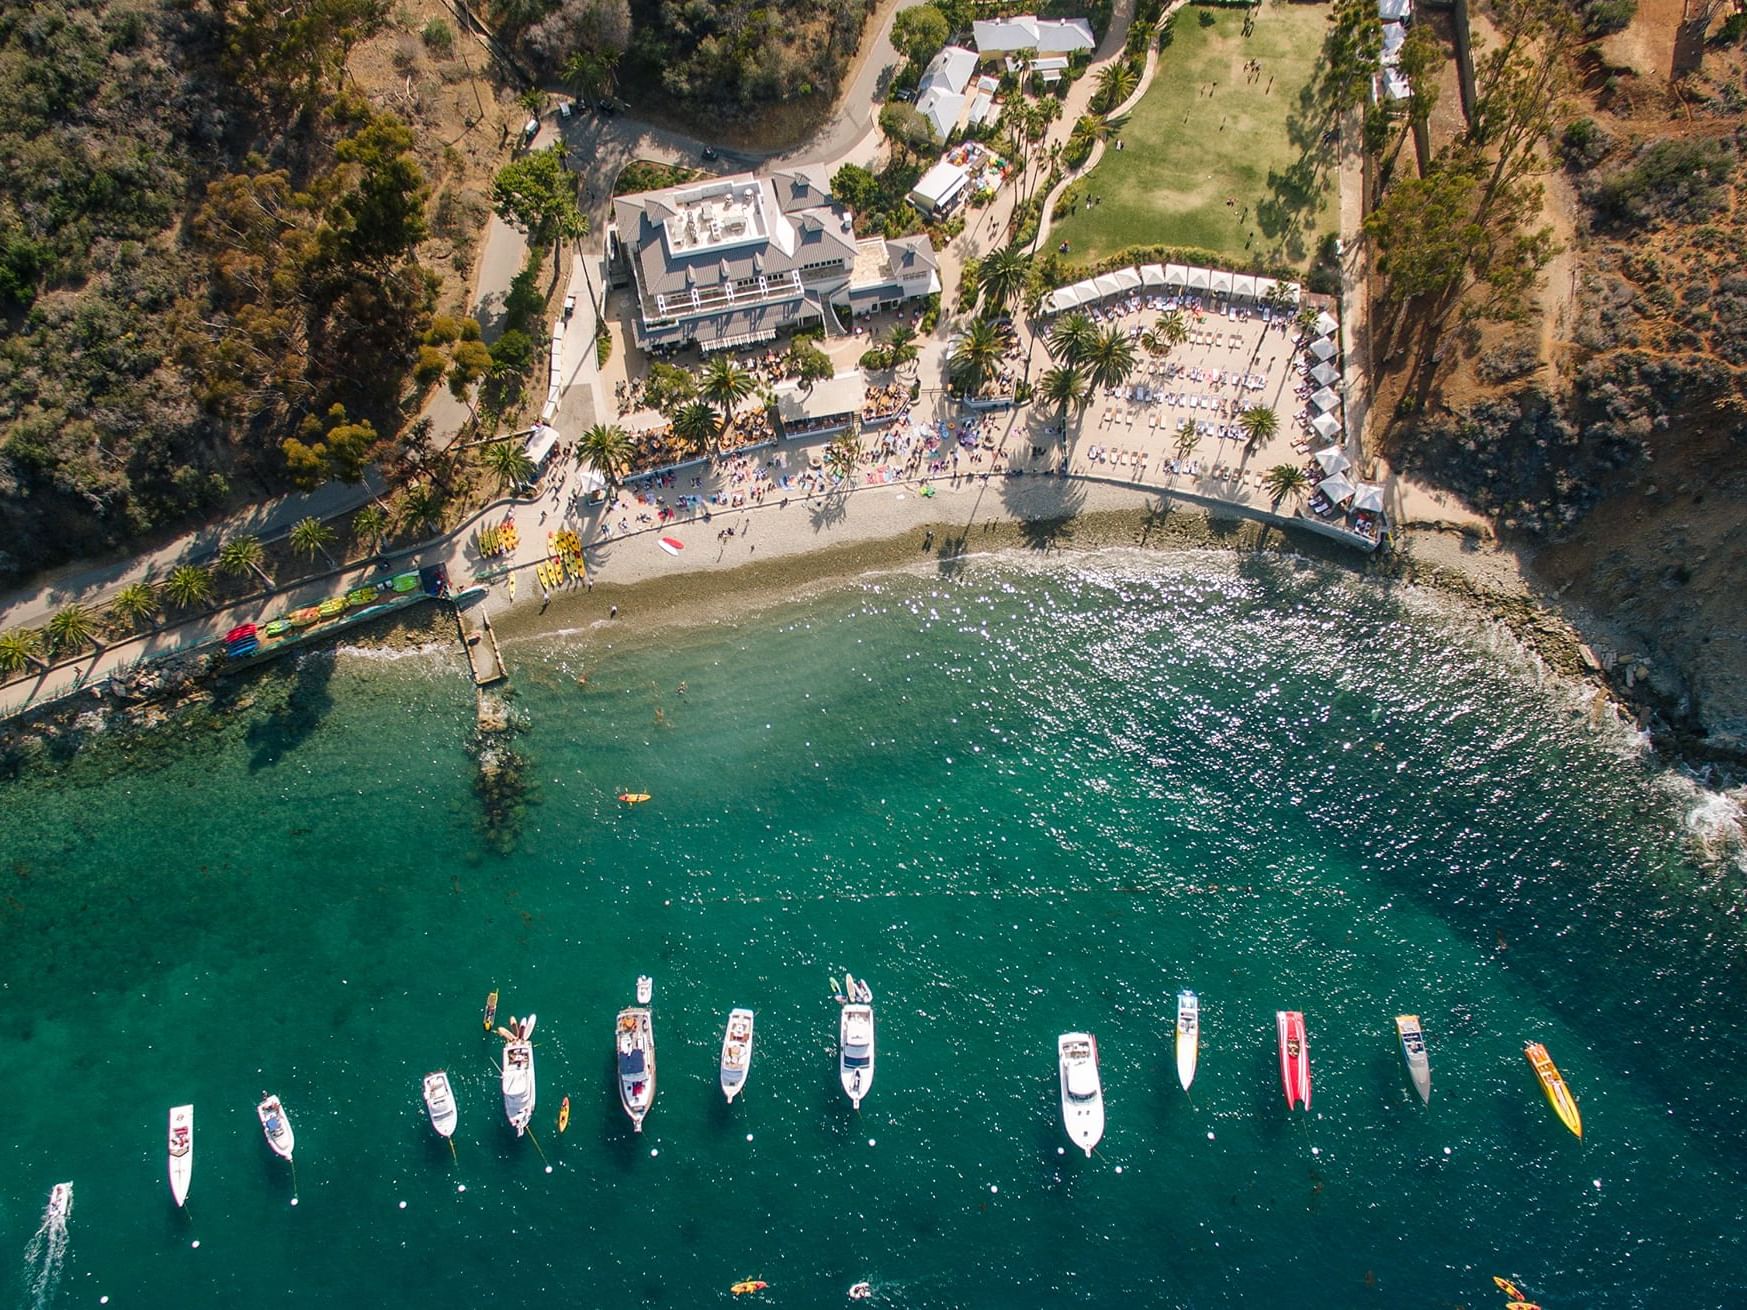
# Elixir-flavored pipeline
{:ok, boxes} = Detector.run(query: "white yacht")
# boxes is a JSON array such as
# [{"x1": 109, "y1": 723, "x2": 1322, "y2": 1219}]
[
  {"x1": 501, "y1": 1014, "x2": 537, "y2": 1136},
  {"x1": 257, "y1": 1094, "x2": 295, "y2": 1160},
  {"x1": 1175, "y1": 990, "x2": 1199, "y2": 1092},
  {"x1": 422, "y1": 1071, "x2": 458, "y2": 1138},
  {"x1": 167, "y1": 1105, "x2": 193, "y2": 1207},
  {"x1": 1058, "y1": 1032, "x2": 1105, "y2": 1156},
  {"x1": 839, "y1": 1000, "x2": 875, "y2": 1109},
  {"x1": 617, "y1": 1006, "x2": 656, "y2": 1131},
  {"x1": 719, "y1": 1008, "x2": 755, "y2": 1103}
]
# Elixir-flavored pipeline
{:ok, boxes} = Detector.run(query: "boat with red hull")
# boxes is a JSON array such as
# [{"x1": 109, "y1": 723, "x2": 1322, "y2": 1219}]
[{"x1": 1276, "y1": 1010, "x2": 1311, "y2": 1110}]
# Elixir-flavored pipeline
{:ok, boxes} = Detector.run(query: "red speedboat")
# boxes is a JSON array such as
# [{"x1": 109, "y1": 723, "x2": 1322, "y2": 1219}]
[{"x1": 1277, "y1": 1010, "x2": 1311, "y2": 1110}]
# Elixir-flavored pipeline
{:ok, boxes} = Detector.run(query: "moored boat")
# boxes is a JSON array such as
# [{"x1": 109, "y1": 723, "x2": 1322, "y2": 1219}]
[
  {"x1": 167, "y1": 1105, "x2": 193, "y2": 1207},
  {"x1": 500, "y1": 1014, "x2": 537, "y2": 1137},
  {"x1": 1058, "y1": 1032, "x2": 1105, "y2": 1156},
  {"x1": 1276, "y1": 1011, "x2": 1311, "y2": 1111},
  {"x1": 637, "y1": 974, "x2": 653, "y2": 1005},
  {"x1": 1396, "y1": 1015, "x2": 1431, "y2": 1104},
  {"x1": 257, "y1": 1094, "x2": 295, "y2": 1159},
  {"x1": 839, "y1": 998, "x2": 875, "y2": 1109},
  {"x1": 1524, "y1": 1042, "x2": 1582, "y2": 1138},
  {"x1": 617, "y1": 1006, "x2": 656, "y2": 1132},
  {"x1": 422, "y1": 1071, "x2": 458, "y2": 1139},
  {"x1": 1175, "y1": 990, "x2": 1199, "y2": 1092},
  {"x1": 720, "y1": 1008, "x2": 756, "y2": 1103}
]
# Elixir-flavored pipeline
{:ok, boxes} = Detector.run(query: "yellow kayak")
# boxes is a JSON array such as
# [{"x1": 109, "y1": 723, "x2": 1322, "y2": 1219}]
[
  {"x1": 618, "y1": 792, "x2": 651, "y2": 805},
  {"x1": 730, "y1": 1281, "x2": 767, "y2": 1296},
  {"x1": 557, "y1": 1095, "x2": 570, "y2": 1134},
  {"x1": 1525, "y1": 1042, "x2": 1582, "y2": 1138}
]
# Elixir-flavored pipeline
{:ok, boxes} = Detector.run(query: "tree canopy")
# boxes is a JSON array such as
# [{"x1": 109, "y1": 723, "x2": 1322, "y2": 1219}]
[{"x1": 492, "y1": 146, "x2": 590, "y2": 256}]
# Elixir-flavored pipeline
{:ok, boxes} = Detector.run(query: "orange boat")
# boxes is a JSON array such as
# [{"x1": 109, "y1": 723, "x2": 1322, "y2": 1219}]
[{"x1": 1525, "y1": 1042, "x2": 1582, "y2": 1138}]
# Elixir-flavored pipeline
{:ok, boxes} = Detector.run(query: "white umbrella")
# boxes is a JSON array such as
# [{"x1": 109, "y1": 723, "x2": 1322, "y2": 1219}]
[
  {"x1": 1255, "y1": 276, "x2": 1278, "y2": 302},
  {"x1": 1313, "y1": 310, "x2": 1338, "y2": 337},
  {"x1": 1186, "y1": 267, "x2": 1212, "y2": 291},
  {"x1": 1310, "y1": 386, "x2": 1340, "y2": 413},
  {"x1": 1313, "y1": 442, "x2": 1349, "y2": 474},
  {"x1": 1232, "y1": 274, "x2": 1258, "y2": 300},
  {"x1": 1311, "y1": 411, "x2": 1342, "y2": 442},
  {"x1": 1093, "y1": 273, "x2": 1124, "y2": 298},
  {"x1": 1209, "y1": 269, "x2": 1235, "y2": 295},
  {"x1": 1140, "y1": 263, "x2": 1166, "y2": 286},
  {"x1": 1310, "y1": 361, "x2": 1339, "y2": 387},
  {"x1": 1164, "y1": 263, "x2": 1189, "y2": 287},
  {"x1": 1352, "y1": 483, "x2": 1386, "y2": 513},
  {"x1": 1309, "y1": 337, "x2": 1337, "y2": 361},
  {"x1": 576, "y1": 463, "x2": 608, "y2": 495},
  {"x1": 1316, "y1": 471, "x2": 1356, "y2": 504},
  {"x1": 1111, "y1": 267, "x2": 1143, "y2": 292}
]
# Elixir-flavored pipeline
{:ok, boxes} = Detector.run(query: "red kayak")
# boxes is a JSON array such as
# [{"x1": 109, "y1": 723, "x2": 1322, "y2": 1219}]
[{"x1": 1277, "y1": 1010, "x2": 1311, "y2": 1110}]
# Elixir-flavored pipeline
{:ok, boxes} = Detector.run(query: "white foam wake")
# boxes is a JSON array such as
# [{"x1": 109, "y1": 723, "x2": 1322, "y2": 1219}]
[{"x1": 19, "y1": 1183, "x2": 71, "y2": 1310}]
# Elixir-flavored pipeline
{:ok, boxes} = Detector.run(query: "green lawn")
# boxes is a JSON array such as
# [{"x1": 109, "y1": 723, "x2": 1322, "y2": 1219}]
[{"x1": 1050, "y1": 3, "x2": 1341, "y2": 270}]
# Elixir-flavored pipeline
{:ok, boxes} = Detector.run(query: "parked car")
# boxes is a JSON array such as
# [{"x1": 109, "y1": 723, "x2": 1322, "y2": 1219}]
[
  {"x1": 520, "y1": 116, "x2": 539, "y2": 146},
  {"x1": 596, "y1": 99, "x2": 618, "y2": 114},
  {"x1": 701, "y1": 145, "x2": 719, "y2": 161},
  {"x1": 563, "y1": 293, "x2": 576, "y2": 320}
]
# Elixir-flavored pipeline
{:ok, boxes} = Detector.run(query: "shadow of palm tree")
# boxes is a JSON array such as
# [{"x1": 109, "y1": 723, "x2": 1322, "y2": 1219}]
[
  {"x1": 999, "y1": 473, "x2": 1085, "y2": 553},
  {"x1": 240, "y1": 650, "x2": 337, "y2": 773},
  {"x1": 808, "y1": 486, "x2": 851, "y2": 532}
]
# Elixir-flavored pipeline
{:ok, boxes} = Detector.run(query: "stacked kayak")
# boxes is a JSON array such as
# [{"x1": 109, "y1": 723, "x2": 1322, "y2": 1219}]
[{"x1": 224, "y1": 624, "x2": 259, "y2": 658}]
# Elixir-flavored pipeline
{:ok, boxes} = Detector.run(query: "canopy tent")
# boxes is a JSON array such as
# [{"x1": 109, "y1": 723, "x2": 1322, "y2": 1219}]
[
  {"x1": 1041, "y1": 288, "x2": 1075, "y2": 314},
  {"x1": 1111, "y1": 267, "x2": 1143, "y2": 292},
  {"x1": 1311, "y1": 411, "x2": 1343, "y2": 443},
  {"x1": 1313, "y1": 310, "x2": 1338, "y2": 337},
  {"x1": 1093, "y1": 273, "x2": 1125, "y2": 298},
  {"x1": 1232, "y1": 273, "x2": 1258, "y2": 301},
  {"x1": 1209, "y1": 269, "x2": 1235, "y2": 296},
  {"x1": 1316, "y1": 471, "x2": 1356, "y2": 504},
  {"x1": 1309, "y1": 385, "x2": 1341, "y2": 413},
  {"x1": 1140, "y1": 263, "x2": 1166, "y2": 286},
  {"x1": 575, "y1": 462, "x2": 608, "y2": 496},
  {"x1": 1378, "y1": 0, "x2": 1411, "y2": 16},
  {"x1": 1309, "y1": 336, "x2": 1338, "y2": 361},
  {"x1": 524, "y1": 425, "x2": 559, "y2": 467},
  {"x1": 1310, "y1": 360, "x2": 1340, "y2": 387},
  {"x1": 1164, "y1": 263, "x2": 1189, "y2": 287},
  {"x1": 1185, "y1": 267, "x2": 1212, "y2": 291},
  {"x1": 1313, "y1": 441, "x2": 1349, "y2": 473},
  {"x1": 1352, "y1": 483, "x2": 1386, "y2": 513},
  {"x1": 1380, "y1": 21, "x2": 1406, "y2": 64}
]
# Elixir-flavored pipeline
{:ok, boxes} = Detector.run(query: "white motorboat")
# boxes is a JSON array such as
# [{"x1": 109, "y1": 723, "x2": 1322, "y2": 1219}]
[
  {"x1": 1175, "y1": 990, "x2": 1199, "y2": 1092},
  {"x1": 167, "y1": 1105, "x2": 193, "y2": 1207},
  {"x1": 422, "y1": 1071, "x2": 458, "y2": 1138},
  {"x1": 1396, "y1": 1014, "x2": 1431, "y2": 1104},
  {"x1": 257, "y1": 1094, "x2": 295, "y2": 1160},
  {"x1": 1058, "y1": 1032, "x2": 1105, "y2": 1156},
  {"x1": 636, "y1": 974, "x2": 653, "y2": 1005},
  {"x1": 47, "y1": 1181, "x2": 72, "y2": 1222},
  {"x1": 839, "y1": 1001, "x2": 875, "y2": 1109},
  {"x1": 617, "y1": 1006, "x2": 656, "y2": 1131},
  {"x1": 720, "y1": 1008, "x2": 755, "y2": 1103},
  {"x1": 500, "y1": 1014, "x2": 537, "y2": 1136}
]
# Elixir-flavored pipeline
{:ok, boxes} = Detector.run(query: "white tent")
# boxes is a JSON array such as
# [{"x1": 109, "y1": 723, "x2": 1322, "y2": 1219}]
[
  {"x1": 1140, "y1": 263, "x2": 1166, "y2": 286},
  {"x1": 1310, "y1": 386, "x2": 1341, "y2": 413},
  {"x1": 1309, "y1": 337, "x2": 1337, "y2": 361},
  {"x1": 1232, "y1": 274, "x2": 1258, "y2": 301},
  {"x1": 1111, "y1": 267, "x2": 1143, "y2": 292},
  {"x1": 1164, "y1": 263, "x2": 1189, "y2": 287},
  {"x1": 1313, "y1": 310, "x2": 1338, "y2": 337},
  {"x1": 1093, "y1": 273, "x2": 1124, "y2": 299},
  {"x1": 1209, "y1": 269, "x2": 1235, "y2": 296},
  {"x1": 1316, "y1": 471, "x2": 1356, "y2": 504},
  {"x1": 1352, "y1": 483, "x2": 1386, "y2": 513},
  {"x1": 524, "y1": 425, "x2": 559, "y2": 466},
  {"x1": 575, "y1": 462, "x2": 607, "y2": 496},
  {"x1": 1186, "y1": 267, "x2": 1212, "y2": 291},
  {"x1": 1255, "y1": 276, "x2": 1278, "y2": 302},
  {"x1": 1042, "y1": 287, "x2": 1076, "y2": 314},
  {"x1": 1381, "y1": 21, "x2": 1406, "y2": 64},
  {"x1": 1378, "y1": 0, "x2": 1411, "y2": 20},
  {"x1": 1312, "y1": 428, "x2": 1347, "y2": 462},
  {"x1": 1310, "y1": 361, "x2": 1340, "y2": 387},
  {"x1": 1070, "y1": 278, "x2": 1101, "y2": 304}
]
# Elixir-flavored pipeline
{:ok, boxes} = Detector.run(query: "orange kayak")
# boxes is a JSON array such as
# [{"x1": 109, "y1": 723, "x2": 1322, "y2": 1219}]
[{"x1": 1525, "y1": 1042, "x2": 1582, "y2": 1138}]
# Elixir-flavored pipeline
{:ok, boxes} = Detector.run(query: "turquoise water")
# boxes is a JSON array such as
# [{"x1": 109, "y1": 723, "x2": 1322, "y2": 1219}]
[{"x1": 3, "y1": 549, "x2": 1745, "y2": 1308}]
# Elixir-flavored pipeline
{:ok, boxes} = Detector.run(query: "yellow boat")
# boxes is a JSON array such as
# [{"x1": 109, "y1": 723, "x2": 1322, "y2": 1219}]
[
  {"x1": 1525, "y1": 1042, "x2": 1582, "y2": 1138},
  {"x1": 730, "y1": 1281, "x2": 767, "y2": 1296}
]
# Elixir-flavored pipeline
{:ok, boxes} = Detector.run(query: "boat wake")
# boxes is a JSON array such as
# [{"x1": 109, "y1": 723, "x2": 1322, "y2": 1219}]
[{"x1": 19, "y1": 1185, "x2": 71, "y2": 1310}]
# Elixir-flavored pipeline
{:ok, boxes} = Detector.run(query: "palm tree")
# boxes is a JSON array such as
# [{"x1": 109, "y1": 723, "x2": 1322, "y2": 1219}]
[
  {"x1": 399, "y1": 485, "x2": 445, "y2": 535},
  {"x1": 1263, "y1": 463, "x2": 1311, "y2": 508},
  {"x1": 1047, "y1": 311, "x2": 1098, "y2": 365},
  {"x1": 352, "y1": 504, "x2": 391, "y2": 553},
  {"x1": 1082, "y1": 324, "x2": 1138, "y2": 394},
  {"x1": 217, "y1": 534, "x2": 274, "y2": 590},
  {"x1": 480, "y1": 439, "x2": 537, "y2": 493},
  {"x1": 163, "y1": 564, "x2": 214, "y2": 611},
  {"x1": 671, "y1": 400, "x2": 719, "y2": 456},
  {"x1": 109, "y1": 581, "x2": 160, "y2": 632},
  {"x1": 701, "y1": 357, "x2": 759, "y2": 441},
  {"x1": 1094, "y1": 60, "x2": 1140, "y2": 113},
  {"x1": 977, "y1": 247, "x2": 1031, "y2": 313},
  {"x1": 289, "y1": 516, "x2": 338, "y2": 565},
  {"x1": 0, "y1": 627, "x2": 45, "y2": 676},
  {"x1": 578, "y1": 422, "x2": 636, "y2": 487},
  {"x1": 883, "y1": 324, "x2": 920, "y2": 372},
  {"x1": 1173, "y1": 420, "x2": 1200, "y2": 460},
  {"x1": 949, "y1": 318, "x2": 1012, "y2": 395},
  {"x1": 1039, "y1": 364, "x2": 1088, "y2": 420},
  {"x1": 1141, "y1": 309, "x2": 1189, "y2": 356},
  {"x1": 48, "y1": 603, "x2": 99, "y2": 656},
  {"x1": 1239, "y1": 405, "x2": 1280, "y2": 449},
  {"x1": 824, "y1": 431, "x2": 860, "y2": 479}
]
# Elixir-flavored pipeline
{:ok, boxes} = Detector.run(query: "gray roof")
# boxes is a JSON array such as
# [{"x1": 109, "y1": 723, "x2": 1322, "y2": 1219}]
[{"x1": 886, "y1": 235, "x2": 938, "y2": 275}]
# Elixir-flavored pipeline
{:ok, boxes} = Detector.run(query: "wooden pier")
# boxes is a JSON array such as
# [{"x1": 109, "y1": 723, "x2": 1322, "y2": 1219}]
[{"x1": 454, "y1": 601, "x2": 507, "y2": 686}]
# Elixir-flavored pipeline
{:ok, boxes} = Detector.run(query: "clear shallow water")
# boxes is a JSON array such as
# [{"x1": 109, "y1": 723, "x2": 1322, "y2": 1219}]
[{"x1": 3, "y1": 549, "x2": 1745, "y2": 1308}]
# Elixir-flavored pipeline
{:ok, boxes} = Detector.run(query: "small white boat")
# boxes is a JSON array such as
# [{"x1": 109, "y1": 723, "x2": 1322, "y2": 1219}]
[
  {"x1": 840, "y1": 1001, "x2": 875, "y2": 1109},
  {"x1": 843, "y1": 972, "x2": 872, "y2": 1005},
  {"x1": 1058, "y1": 1032, "x2": 1105, "y2": 1156},
  {"x1": 617, "y1": 1006, "x2": 657, "y2": 1131},
  {"x1": 47, "y1": 1181, "x2": 73, "y2": 1222},
  {"x1": 720, "y1": 1008, "x2": 755, "y2": 1103},
  {"x1": 422, "y1": 1071, "x2": 458, "y2": 1138},
  {"x1": 167, "y1": 1105, "x2": 193, "y2": 1207},
  {"x1": 1175, "y1": 990, "x2": 1199, "y2": 1092},
  {"x1": 1396, "y1": 1014, "x2": 1431, "y2": 1104},
  {"x1": 257, "y1": 1094, "x2": 295, "y2": 1160},
  {"x1": 501, "y1": 1014, "x2": 537, "y2": 1136},
  {"x1": 636, "y1": 974, "x2": 653, "y2": 1005}
]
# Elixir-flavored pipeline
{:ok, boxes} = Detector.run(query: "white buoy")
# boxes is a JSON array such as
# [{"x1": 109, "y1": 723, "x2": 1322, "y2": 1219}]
[
  {"x1": 1443, "y1": 1147, "x2": 1452, "y2": 1156},
  {"x1": 398, "y1": 1201, "x2": 407, "y2": 1210},
  {"x1": 191, "y1": 1241, "x2": 200, "y2": 1249},
  {"x1": 1311, "y1": 1146, "x2": 1320, "y2": 1156},
  {"x1": 650, "y1": 1148, "x2": 658, "y2": 1157},
  {"x1": 746, "y1": 1134, "x2": 754, "y2": 1142},
  {"x1": 544, "y1": 1165, "x2": 553, "y2": 1174},
  {"x1": 290, "y1": 1198, "x2": 299, "y2": 1207},
  {"x1": 989, "y1": 1185, "x2": 998, "y2": 1194},
  {"x1": 1207, "y1": 1131, "x2": 1215, "y2": 1141},
  {"x1": 101, "y1": 1298, "x2": 109, "y2": 1305},
  {"x1": 1594, "y1": 1179, "x2": 1602, "y2": 1189},
  {"x1": 868, "y1": 1138, "x2": 876, "y2": 1147},
  {"x1": 1056, "y1": 1147, "x2": 1065, "y2": 1155},
  {"x1": 1114, "y1": 1166, "x2": 1123, "y2": 1174},
  {"x1": 457, "y1": 1184, "x2": 466, "y2": 1193}
]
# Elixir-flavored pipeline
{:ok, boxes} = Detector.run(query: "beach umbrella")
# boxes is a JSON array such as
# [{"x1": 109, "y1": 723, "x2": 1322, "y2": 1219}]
[
  {"x1": 1232, "y1": 274, "x2": 1258, "y2": 301},
  {"x1": 576, "y1": 463, "x2": 607, "y2": 495},
  {"x1": 1093, "y1": 273, "x2": 1125, "y2": 299},
  {"x1": 1310, "y1": 361, "x2": 1339, "y2": 387},
  {"x1": 1186, "y1": 267, "x2": 1212, "y2": 291},
  {"x1": 1313, "y1": 443, "x2": 1349, "y2": 475},
  {"x1": 1255, "y1": 276, "x2": 1278, "y2": 302},
  {"x1": 1209, "y1": 269, "x2": 1235, "y2": 296},
  {"x1": 1313, "y1": 310, "x2": 1338, "y2": 337},
  {"x1": 1140, "y1": 263, "x2": 1166, "y2": 286},
  {"x1": 1352, "y1": 483, "x2": 1386, "y2": 513},
  {"x1": 1309, "y1": 337, "x2": 1337, "y2": 361},
  {"x1": 1111, "y1": 267, "x2": 1143, "y2": 292},
  {"x1": 1317, "y1": 471, "x2": 1356, "y2": 504},
  {"x1": 1164, "y1": 263, "x2": 1189, "y2": 287},
  {"x1": 1311, "y1": 411, "x2": 1342, "y2": 443},
  {"x1": 1310, "y1": 386, "x2": 1340, "y2": 413}
]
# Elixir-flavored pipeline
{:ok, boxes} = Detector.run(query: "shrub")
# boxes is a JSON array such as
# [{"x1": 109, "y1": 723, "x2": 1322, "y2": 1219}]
[
  {"x1": 1560, "y1": 118, "x2": 1609, "y2": 170},
  {"x1": 1589, "y1": 138, "x2": 1735, "y2": 228},
  {"x1": 1580, "y1": 0, "x2": 1636, "y2": 36},
  {"x1": 421, "y1": 18, "x2": 455, "y2": 54}
]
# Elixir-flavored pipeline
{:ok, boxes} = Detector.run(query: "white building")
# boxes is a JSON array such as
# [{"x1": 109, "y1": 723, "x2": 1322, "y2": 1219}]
[
  {"x1": 915, "y1": 45, "x2": 977, "y2": 142},
  {"x1": 908, "y1": 160, "x2": 971, "y2": 215},
  {"x1": 972, "y1": 15, "x2": 1095, "y2": 54}
]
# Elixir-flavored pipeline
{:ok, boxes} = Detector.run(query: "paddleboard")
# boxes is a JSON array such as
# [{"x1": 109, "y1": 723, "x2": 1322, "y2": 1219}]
[{"x1": 659, "y1": 537, "x2": 684, "y2": 555}]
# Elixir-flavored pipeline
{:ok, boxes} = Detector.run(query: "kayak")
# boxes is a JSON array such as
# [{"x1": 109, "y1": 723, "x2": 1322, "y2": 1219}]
[
  {"x1": 1493, "y1": 1277, "x2": 1524, "y2": 1299},
  {"x1": 1525, "y1": 1042, "x2": 1582, "y2": 1138},
  {"x1": 483, "y1": 988, "x2": 499, "y2": 1033},
  {"x1": 658, "y1": 537, "x2": 684, "y2": 556},
  {"x1": 557, "y1": 1095, "x2": 570, "y2": 1134},
  {"x1": 618, "y1": 792, "x2": 651, "y2": 804},
  {"x1": 730, "y1": 1282, "x2": 767, "y2": 1296}
]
